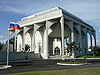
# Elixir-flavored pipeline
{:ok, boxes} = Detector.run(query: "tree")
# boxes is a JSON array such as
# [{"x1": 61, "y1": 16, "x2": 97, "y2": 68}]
[
  {"x1": 0, "y1": 42, "x2": 3, "y2": 51},
  {"x1": 6, "y1": 36, "x2": 15, "y2": 50},
  {"x1": 93, "y1": 46, "x2": 100, "y2": 56},
  {"x1": 6, "y1": 36, "x2": 15, "y2": 44},
  {"x1": 66, "y1": 42, "x2": 81, "y2": 58},
  {"x1": 22, "y1": 44, "x2": 30, "y2": 60}
]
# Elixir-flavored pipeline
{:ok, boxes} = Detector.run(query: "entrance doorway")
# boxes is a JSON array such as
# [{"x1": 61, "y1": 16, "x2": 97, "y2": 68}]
[{"x1": 54, "y1": 47, "x2": 60, "y2": 55}]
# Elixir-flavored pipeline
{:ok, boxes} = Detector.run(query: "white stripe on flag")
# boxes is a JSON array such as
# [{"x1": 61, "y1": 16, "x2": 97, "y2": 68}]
[{"x1": 8, "y1": 29, "x2": 14, "y2": 36}]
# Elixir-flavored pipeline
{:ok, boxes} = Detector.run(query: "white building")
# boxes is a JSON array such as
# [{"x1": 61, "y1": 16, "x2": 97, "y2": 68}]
[{"x1": 16, "y1": 7, "x2": 96, "y2": 59}]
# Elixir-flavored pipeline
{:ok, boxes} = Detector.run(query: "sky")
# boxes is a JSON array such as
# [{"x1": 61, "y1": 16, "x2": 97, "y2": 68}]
[{"x1": 0, "y1": 0, "x2": 100, "y2": 45}]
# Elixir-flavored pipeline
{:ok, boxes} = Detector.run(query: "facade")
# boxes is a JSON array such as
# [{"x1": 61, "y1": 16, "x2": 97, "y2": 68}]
[{"x1": 16, "y1": 7, "x2": 96, "y2": 59}]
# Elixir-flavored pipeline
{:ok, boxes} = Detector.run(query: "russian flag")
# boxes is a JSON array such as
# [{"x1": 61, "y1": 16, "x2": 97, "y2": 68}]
[{"x1": 10, "y1": 22, "x2": 21, "y2": 29}]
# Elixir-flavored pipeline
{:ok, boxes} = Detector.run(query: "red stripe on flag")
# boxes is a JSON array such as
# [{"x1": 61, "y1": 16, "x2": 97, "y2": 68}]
[
  {"x1": 14, "y1": 26, "x2": 21, "y2": 29},
  {"x1": 10, "y1": 26, "x2": 14, "y2": 29}
]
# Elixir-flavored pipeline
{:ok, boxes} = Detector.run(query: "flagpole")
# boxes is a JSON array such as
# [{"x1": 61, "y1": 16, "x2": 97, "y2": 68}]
[
  {"x1": 14, "y1": 29, "x2": 17, "y2": 51},
  {"x1": 7, "y1": 29, "x2": 10, "y2": 66},
  {"x1": 6, "y1": 19, "x2": 12, "y2": 68}
]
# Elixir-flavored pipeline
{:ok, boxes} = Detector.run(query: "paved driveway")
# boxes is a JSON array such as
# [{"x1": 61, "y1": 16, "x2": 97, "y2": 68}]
[{"x1": 0, "y1": 59, "x2": 100, "y2": 74}]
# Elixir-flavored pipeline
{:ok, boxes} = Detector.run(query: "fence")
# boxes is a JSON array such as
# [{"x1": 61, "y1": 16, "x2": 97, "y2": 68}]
[{"x1": 0, "y1": 52, "x2": 40, "y2": 62}]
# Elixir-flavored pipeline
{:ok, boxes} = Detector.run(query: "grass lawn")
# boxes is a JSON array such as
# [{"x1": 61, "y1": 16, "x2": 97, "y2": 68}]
[
  {"x1": 0, "y1": 65, "x2": 4, "y2": 67},
  {"x1": 6, "y1": 67, "x2": 100, "y2": 75},
  {"x1": 77, "y1": 55, "x2": 100, "y2": 58}
]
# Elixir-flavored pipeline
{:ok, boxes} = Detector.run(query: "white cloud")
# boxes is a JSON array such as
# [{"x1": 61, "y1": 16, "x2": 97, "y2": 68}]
[
  {"x1": 0, "y1": 35, "x2": 3, "y2": 39},
  {"x1": 98, "y1": 30, "x2": 100, "y2": 32},
  {"x1": 0, "y1": 35, "x2": 7, "y2": 43},
  {"x1": 0, "y1": 0, "x2": 100, "y2": 27}
]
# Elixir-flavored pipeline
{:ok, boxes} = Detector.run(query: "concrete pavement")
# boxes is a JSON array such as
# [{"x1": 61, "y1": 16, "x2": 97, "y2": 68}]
[{"x1": 0, "y1": 59, "x2": 100, "y2": 74}]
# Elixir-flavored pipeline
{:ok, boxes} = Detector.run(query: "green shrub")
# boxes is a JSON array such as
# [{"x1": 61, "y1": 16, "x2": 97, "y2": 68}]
[
  {"x1": 22, "y1": 44, "x2": 30, "y2": 60},
  {"x1": 93, "y1": 46, "x2": 100, "y2": 56},
  {"x1": 0, "y1": 42, "x2": 3, "y2": 51}
]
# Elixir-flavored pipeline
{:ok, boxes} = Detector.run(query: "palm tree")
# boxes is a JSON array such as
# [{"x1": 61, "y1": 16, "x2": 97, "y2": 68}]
[{"x1": 66, "y1": 42, "x2": 81, "y2": 58}]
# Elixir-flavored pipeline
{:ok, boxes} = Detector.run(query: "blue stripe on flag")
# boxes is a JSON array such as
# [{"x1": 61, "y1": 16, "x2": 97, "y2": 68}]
[{"x1": 10, "y1": 23, "x2": 14, "y2": 26}]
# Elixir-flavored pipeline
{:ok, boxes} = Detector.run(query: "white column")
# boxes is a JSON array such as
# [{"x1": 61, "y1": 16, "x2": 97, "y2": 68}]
[
  {"x1": 53, "y1": 38, "x2": 55, "y2": 55},
  {"x1": 65, "y1": 21, "x2": 73, "y2": 42},
  {"x1": 22, "y1": 27, "x2": 29, "y2": 50},
  {"x1": 80, "y1": 32, "x2": 83, "y2": 53},
  {"x1": 30, "y1": 33, "x2": 32, "y2": 52},
  {"x1": 32, "y1": 29, "x2": 34, "y2": 52},
  {"x1": 22, "y1": 27, "x2": 25, "y2": 50},
  {"x1": 45, "y1": 26, "x2": 49, "y2": 59},
  {"x1": 43, "y1": 21, "x2": 52, "y2": 59},
  {"x1": 71, "y1": 27, "x2": 74, "y2": 42},
  {"x1": 92, "y1": 31, "x2": 96, "y2": 55},
  {"x1": 43, "y1": 21, "x2": 56, "y2": 59},
  {"x1": 43, "y1": 26, "x2": 48, "y2": 59},
  {"x1": 67, "y1": 21, "x2": 74, "y2": 42},
  {"x1": 32, "y1": 24, "x2": 40, "y2": 52},
  {"x1": 40, "y1": 31, "x2": 44, "y2": 53},
  {"x1": 60, "y1": 38, "x2": 62, "y2": 56},
  {"x1": 86, "y1": 33, "x2": 88, "y2": 53},
  {"x1": 82, "y1": 28, "x2": 87, "y2": 53},
  {"x1": 75, "y1": 25, "x2": 82, "y2": 51},
  {"x1": 79, "y1": 29, "x2": 82, "y2": 53},
  {"x1": 60, "y1": 16, "x2": 64, "y2": 60},
  {"x1": 33, "y1": 27, "x2": 35, "y2": 52},
  {"x1": 70, "y1": 22, "x2": 75, "y2": 58}
]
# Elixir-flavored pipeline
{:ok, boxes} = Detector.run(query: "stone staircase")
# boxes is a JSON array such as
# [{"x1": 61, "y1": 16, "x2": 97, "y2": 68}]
[{"x1": 49, "y1": 55, "x2": 71, "y2": 59}]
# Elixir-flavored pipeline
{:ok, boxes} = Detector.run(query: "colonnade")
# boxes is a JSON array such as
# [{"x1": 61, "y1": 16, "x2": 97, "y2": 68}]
[{"x1": 17, "y1": 16, "x2": 96, "y2": 59}]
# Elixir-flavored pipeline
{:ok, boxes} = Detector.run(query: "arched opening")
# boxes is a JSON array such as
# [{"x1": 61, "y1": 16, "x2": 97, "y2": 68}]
[
  {"x1": 34, "y1": 31, "x2": 42, "y2": 53},
  {"x1": 48, "y1": 22, "x2": 61, "y2": 56},
  {"x1": 64, "y1": 24, "x2": 71, "y2": 56},
  {"x1": 92, "y1": 35, "x2": 95, "y2": 49},
  {"x1": 48, "y1": 22, "x2": 72, "y2": 57},
  {"x1": 25, "y1": 32, "x2": 31, "y2": 52},
  {"x1": 25, "y1": 28, "x2": 33, "y2": 52},
  {"x1": 54, "y1": 46, "x2": 60, "y2": 55},
  {"x1": 37, "y1": 25, "x2": 45, "y2": 55},
  {"x1": 87, "y1": 33, "x2": 91, "y2": 52},
  {"x1": 17, "y1": 32, "x2": 23, "y2": 52}
]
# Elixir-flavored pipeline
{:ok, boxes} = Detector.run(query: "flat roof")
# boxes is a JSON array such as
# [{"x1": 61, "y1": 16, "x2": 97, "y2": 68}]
[
  {"x1": 20, "y1": 7, "x2": 94, "y2": 30},
  {"x1": 62, "y1": 8, "x2": 93, "y2": 29}
]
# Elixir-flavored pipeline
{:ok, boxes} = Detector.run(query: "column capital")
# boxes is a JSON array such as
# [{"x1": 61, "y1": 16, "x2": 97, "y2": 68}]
[
  {"x1": 46, "y1": 20, "x2": 58, "y2": 29},
  {"x1": 82, "y1": 27, "x2": 87, "y2": 35},
  {"x1": 65, "y1": 21, "x2": 73, "y2": 31},
  {"x1": 87, "y1": 29, "x2": 92, "y2": 34},
  {"x1": 23, "y1": 27, "x2": 32, "y2": 35},
  {"x1": 74, "y1": 24, "x2": 81, "y2": 33}
]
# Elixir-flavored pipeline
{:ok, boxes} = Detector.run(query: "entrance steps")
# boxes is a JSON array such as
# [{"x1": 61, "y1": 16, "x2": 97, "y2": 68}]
[{"x1": 49, "y1": 55, "x2": 71, "y2": 59}]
